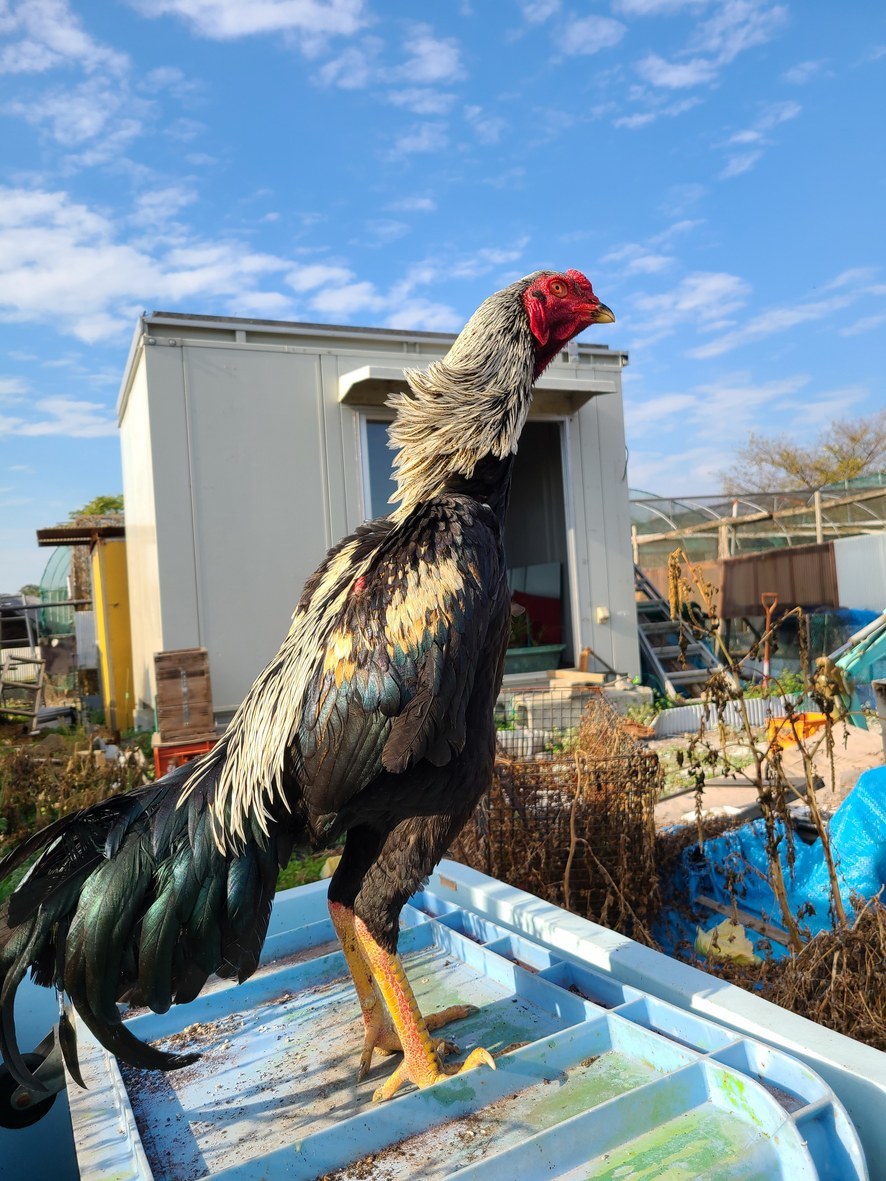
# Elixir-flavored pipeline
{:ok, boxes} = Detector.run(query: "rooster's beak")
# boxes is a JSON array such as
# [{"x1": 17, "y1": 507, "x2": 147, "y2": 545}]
[{"x1": 591, "y1": 303, "x2": 616, "y2": 325}]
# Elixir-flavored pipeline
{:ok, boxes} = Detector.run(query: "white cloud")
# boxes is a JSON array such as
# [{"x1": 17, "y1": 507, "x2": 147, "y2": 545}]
[
  {"x1": 0, "y1": 0, "x2": 128, "y2": 75},
  {"x1": 634, "y1": 271, "x2": 751, "y2": 323},
  {"x1": 685, "y1": 272, "x2": 873, "y2": 358},
  {"x1": 635, "y1": 2, "x2": 787, "y2": 95},
  {"x1": 309, "y1": 280, "x2": 384, "y2": 317},
  {"x1": 314, "y1": 36, "x2": 382, "y2": 88},
  {"x1": 390, "y1": 122, "x2": 448, "y2": 156},
  {"x1": 387, "y1": 196, "x2": 437, "y2": 213},
  {"x1": 602, "y1": 243, "x2": 674, "y2": 275},
  {"x1": 464, "y1": 105, "x2": 507, "y2": 144},
  {"x1": 635, "y1": 53, "x2": 717, "y2": 88},
  {"x1": 295, "y1": 262, "x2": 463, "y2": 330},
  {"x1": 839, "y1": 312, "x2": 886, "y2": 337},
  {"x1": 8, "y1": 78, "x2": 135, "y2": 144},
  {"x1": 0, "y1": 185, "x2": 292, "y2": 341},
  {"x1": 141, "y1": 65, "x2": 199, "y2": 95},
  {"x1": 689, "y1": 0, "x2": 787, "y2": 65},
  {"x1": 719, "y1": 100, "x2": 800, "y2": 178},
  {"x1": 0, "y1": 376, "x2": 28, "y2": 398},
  {"x1": 562, "y1": 15, "x2": 627, "y2": 56},
  {"x1": 614, "y1": 96, "x2": 700, "y2": 128},
  {"x1": 132, "y1": 185, "x2": 199, "y2": 226},
  {"x1": 449, "y1": 241, "x2": 529, "y2": 279},
  {"x1": 625, "y1": 392, "x2": 697, "y2": 436},
  {"x1": 719, "y1": 149, "x2": 762, "y2": 178},
  {"x1": 5, "y1": 69, "x2": 160, "y2": 170},
  {"x1": 660, "y1": 183, "x2": 708, "y2": 217},
  {"x1": 615, "y1": 0, "x2": 707, "y2": 12},
  {"x1": 0, "y1": 395, "x2": 117, "y2": 437},
  {"x1": 126, "y1": 0, "x2": 366, "y2": 44},
  {"x1": 382, "y1": 298, "x2": 461, "y2": 332},
  {"x1": 518, "y1": 0, "x2": 560, "y2": 23},
  {"x1": 649, "y1": 219, "x2": 703, "y2": 244},
  {"x1": 394, "y1": 24, "x2": 463, "y2": 84},
  {"x1": 227, "y1": 291, "x2": 294, "y2": 317},
  {"x1": 286, "y1": 262, "x2": 356, "y2": 291},
  {"x1": 0, "y1": 183, "x2": 530, "y2": 356},
  {"x1": 628, "y1": 443, "x2": 726, "y2": 493},
  {"x1": 822, "y1": 267, "x2": 878, "y2": 291},
  {"x1": 386, "y1": 88, "x2": 456, "y2": 115},
  {"x1": 781, "y1": 59, "x2": 827, "y2": 85},
  {"x1": 625, "y1": 373, "x2": 865, "y2": 475},
  {"x1": 727, "y1": 99, "x2": 800, "y2": 144},
  {"x1": 363, "y1": 219, "x2": 410, "y2": 245}
]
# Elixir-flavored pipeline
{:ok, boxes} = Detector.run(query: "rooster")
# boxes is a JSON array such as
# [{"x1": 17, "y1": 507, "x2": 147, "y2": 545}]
[{"x1": 0, "y1": 270, "x2": 614, "y2": 1103}]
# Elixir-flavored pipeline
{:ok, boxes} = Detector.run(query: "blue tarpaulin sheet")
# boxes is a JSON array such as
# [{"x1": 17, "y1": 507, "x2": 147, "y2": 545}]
[{"x1": 656, "y1": 765, "x2": 886, "y2": 958}]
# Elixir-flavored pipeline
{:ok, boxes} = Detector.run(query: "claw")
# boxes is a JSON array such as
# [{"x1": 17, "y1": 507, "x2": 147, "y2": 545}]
[
  {"x1": 372, "y1": 1044, "x2": 495, "y2": 1103},
  {"x1": 358, "y1": 1005, "x2": 479, "y2": 1081}
]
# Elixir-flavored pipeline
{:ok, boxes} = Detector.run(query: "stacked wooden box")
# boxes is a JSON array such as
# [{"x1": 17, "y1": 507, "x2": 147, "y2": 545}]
[
  {"x1": 155, "y1": 647, "x2": 215, "y2": 741},
  {"x1": 153, "y1": 648, "x2": 217, "y2": 776}
]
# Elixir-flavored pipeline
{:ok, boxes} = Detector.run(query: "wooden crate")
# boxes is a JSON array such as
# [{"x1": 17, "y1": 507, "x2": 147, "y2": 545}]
[{"x1": 154, "y1": 647, "x2": 215, "y2": 742}]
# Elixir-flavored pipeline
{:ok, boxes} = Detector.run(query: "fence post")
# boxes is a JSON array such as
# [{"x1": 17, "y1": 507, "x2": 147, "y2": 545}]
[{"x1": 873, "y1": 680, "x2": 886, "y2": 762}]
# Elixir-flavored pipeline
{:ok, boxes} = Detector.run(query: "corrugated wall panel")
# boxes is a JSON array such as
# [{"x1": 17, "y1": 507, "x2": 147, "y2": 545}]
[
  {"x1": 654, "y1": 695, "x2": 815, "y2": 736},
  {"x1": 834, "y1": 534, "x2": 886, "y2": 613},
  {"x1": 720, "y1": 542, "x2": 837, "y2": 618}
]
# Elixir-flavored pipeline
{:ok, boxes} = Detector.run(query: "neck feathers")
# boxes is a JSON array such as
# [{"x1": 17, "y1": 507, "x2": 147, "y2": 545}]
[{"x1": 387, "y1": 277, "x2": 539, "y2": 517}]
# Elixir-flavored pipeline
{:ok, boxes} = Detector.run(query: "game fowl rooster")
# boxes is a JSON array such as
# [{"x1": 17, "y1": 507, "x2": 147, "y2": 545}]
[{"x1": 0, "y1": 270, "x2": 614, "y2": 1103}]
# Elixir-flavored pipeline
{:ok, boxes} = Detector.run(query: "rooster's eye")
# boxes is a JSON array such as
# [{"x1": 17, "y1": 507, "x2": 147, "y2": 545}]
[{"x1": 549, "y1": 279, "x2": 568, "y2": 297}]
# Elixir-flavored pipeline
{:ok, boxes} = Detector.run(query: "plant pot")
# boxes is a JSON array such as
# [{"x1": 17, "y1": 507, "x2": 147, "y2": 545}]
[{"x1": 503, "y1": 643, "x2": 565, "y2": 675}]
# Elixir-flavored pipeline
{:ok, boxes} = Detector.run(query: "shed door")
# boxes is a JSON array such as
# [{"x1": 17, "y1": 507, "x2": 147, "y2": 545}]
[{"x1": 363, "y1": 418, "x2": 573, "y2": 666}]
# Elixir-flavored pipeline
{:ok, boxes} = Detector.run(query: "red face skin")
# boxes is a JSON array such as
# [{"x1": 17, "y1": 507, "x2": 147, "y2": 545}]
[{"x1": 522, "y1": 269, "x2": 615, "y2": 376}]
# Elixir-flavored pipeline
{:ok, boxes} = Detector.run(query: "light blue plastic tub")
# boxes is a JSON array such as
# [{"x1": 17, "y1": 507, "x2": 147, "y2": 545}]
[{"x1": 65, "y1": 878, "x2": 868, "y2": 1180}]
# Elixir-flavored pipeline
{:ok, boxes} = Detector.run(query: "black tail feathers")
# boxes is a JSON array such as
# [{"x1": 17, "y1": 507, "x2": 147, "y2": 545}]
[{"x1": 0, "y1": 755, "x2": 293, "y2": 1089}]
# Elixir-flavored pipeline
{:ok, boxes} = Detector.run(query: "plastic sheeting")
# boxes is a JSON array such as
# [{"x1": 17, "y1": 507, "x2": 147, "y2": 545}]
[{"x1": 656, "y1": 765, "x2": 886, "y2": 958}]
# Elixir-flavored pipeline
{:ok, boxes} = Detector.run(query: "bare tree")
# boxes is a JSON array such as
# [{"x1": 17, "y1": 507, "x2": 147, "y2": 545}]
[{"x1": 722, "y1": 409, "x2": 886, "y2": 493}]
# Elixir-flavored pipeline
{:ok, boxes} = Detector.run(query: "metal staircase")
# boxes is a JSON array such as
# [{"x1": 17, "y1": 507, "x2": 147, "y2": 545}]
[{"x1": 634, "y1": 566, "x2": 730, "y2": 700}]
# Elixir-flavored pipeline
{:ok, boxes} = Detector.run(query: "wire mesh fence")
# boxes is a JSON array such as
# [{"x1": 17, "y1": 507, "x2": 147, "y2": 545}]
[{"x1": 452, "y1": 688, "x2": 662, "y2": 936}]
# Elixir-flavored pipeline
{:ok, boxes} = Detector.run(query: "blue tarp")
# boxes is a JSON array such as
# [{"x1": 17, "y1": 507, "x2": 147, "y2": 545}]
[{"x1": 655, "y1": 765, "x2": 886, "y2": 959}]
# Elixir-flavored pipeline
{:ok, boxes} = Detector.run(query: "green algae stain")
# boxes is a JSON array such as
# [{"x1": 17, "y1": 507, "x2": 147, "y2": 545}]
[
  {"x1": 427, "y1": 1078, "x2": 475, "y2": 1108},
  {"x1": 585, "y1": 1107, "x2": 772, "y2": 1181},
  {"x1": 717, "y1": 1071, "x2": 765, "y2": 1129},
  {"x1": 527, "y1": 1053, "x2": 659, "y2": 1132}
]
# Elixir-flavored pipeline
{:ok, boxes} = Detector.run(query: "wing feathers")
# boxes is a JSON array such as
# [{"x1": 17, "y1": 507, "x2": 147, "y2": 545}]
[{"x1": 297, "y1": 498, "x2": 500, "y2": 819}]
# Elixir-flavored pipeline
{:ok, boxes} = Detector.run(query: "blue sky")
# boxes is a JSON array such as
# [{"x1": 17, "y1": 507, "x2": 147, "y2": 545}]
[{"x1": 0, "y1": 0, "x2": 884, "y2": 592}]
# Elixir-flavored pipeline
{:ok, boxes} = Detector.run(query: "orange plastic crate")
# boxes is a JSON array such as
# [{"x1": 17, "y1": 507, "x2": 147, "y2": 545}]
[{"x1": 153, "y1": 736, "x2": 217, "y2": 778}]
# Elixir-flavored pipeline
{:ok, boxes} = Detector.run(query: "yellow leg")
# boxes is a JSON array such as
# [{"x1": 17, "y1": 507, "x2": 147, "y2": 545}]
[
  {"x1": 329, "y1": 901, "x2": 482, "y2": 1082},
  {"x1": 329, "y1": 900, "x2": 400, "y2": 1078},
  {"x1": 352, "y1": 914, "x2": 495, "y2": 1102}
]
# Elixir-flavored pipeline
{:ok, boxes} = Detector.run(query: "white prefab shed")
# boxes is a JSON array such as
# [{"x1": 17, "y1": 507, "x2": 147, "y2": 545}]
[{"x1": 117, "y1": 311, "x2": 639, "y2": 725}]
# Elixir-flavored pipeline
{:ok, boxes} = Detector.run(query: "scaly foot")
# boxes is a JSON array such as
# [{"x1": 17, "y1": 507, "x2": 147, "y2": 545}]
[
  {"x1": 372, "y1": 1045, "x2": 495, "y2": 1103},
  {"x1": 358, "y1": 1000, "x2": 479, "y2": 1080}
]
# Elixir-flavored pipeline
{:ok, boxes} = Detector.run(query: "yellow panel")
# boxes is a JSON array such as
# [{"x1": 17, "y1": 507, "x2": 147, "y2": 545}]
[{"x1": 91, "y1": 539, "x2": 134, "y2": 732}]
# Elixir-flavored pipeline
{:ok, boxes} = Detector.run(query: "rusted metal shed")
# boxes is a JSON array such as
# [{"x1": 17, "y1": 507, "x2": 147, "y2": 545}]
[{"x1": 720, "y1": 542, "x2": 839, "y2": 618}]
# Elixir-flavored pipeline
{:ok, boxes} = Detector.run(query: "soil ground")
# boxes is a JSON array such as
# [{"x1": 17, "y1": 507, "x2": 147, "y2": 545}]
[{"x1": 649, "y1": 719, "x2": 884, "y2": 829}]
